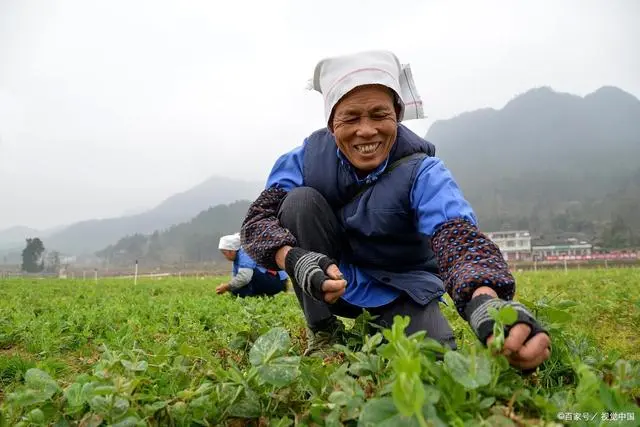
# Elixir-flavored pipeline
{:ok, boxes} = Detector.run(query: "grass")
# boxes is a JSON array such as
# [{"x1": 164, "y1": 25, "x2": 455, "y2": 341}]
[
  {"x1": 0, "y1": 269, "x2": 638, "y2": 426},
  {"x1": 513, "y1": 269, "x2": 640, "y2": 360}
]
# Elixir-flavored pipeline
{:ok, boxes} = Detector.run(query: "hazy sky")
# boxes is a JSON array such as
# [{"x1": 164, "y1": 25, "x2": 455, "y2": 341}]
[{"x1": 1, "y1": 0, "x2": 638, "y2": 230}]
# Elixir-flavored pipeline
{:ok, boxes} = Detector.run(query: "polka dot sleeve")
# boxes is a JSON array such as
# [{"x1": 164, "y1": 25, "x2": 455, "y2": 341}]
[
  {"x1": 431, "y1": 218, "x2": 516, "y2": 319},
  {"x1": 240, "y1": 187, "x2": 297, "y2": 271}
]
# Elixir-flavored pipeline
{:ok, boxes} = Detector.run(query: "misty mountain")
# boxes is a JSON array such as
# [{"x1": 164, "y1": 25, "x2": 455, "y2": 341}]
[
  {"x1": 96, "y1": 200, "x2": 251, "y2": 267},
  {"x1": 98, "y1": 85, "x2": 640, "y2": 268},
  {"x1": 0, "y1": 225, "x2": 65, "y2": 251},
  {"x1": 0, "y1": 226, "x2": 39, "y2": 250},
  {"x1": 45, "y1": 176, "x2": 263, "y2": 255},
  {"x1": 11, "y1": 85, "x2": 640, "y2": 263},
  {"x1": 427, "y1": 86, "x2": 640, "y2": 246}
]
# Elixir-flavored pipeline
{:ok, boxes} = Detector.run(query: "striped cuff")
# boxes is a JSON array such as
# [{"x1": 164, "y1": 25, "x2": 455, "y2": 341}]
[{"x1": 465, "y1": 294, "x2": 539, "y2": 344}]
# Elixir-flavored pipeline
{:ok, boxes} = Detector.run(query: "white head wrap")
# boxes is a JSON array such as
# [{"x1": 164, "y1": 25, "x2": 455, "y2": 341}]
[
  {"x1": 307, "y1": 50, "x2": 424, "y2": 125},
  {"x1": 218, "y1": 233, "x2": 241, "y2": 251}
]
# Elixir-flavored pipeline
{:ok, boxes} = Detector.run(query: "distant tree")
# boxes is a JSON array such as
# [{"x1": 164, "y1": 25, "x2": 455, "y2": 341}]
[
  {"x1": 21, "y1": 238, "x2": 45, "y2": 273},
  {"x1": 601, "y1": 216, "x2": 634, "y2": 249},
  {"x1": 146, "y1": 231, "x2": 164, "y2": 263}
]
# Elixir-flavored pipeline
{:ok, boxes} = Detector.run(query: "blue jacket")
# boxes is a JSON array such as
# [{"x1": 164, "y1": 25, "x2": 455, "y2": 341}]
[
  {"x1": 266, "y1": 124, "x2": 476, "y2": 307},
  {"x1": 234, "y1": 248, "x2": 288, "y2": 281}
]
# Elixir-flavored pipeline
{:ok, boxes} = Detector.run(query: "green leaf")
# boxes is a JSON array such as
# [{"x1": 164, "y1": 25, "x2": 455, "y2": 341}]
[
  {"x1": 78, "y1": 414, "x2": 104, "y2": 427},
  {"x1": 328, "y1": 391, "x2": 350, "y2": 406},
  {"x1": 189, "y1": 394, "x2": 217, "y2": 420},
  {"x1": 598, "y1": 382, "x2": 622, "y2": 411},
  {"x1": 444, "y1": 351, "x2": 492, "y2": 390},
  {"x1": 541, "y1": 307, "x2": 572, "y2": 324},
  {"x1": 497, "y1": 306, "x2": 518, "y2": 325},
  {"x1": 91, "y1": 385, "x2": 117, "y2": 396},
  {"x1": 228, "y1": 391, "x2": 261, "y2": 418},
  {"x1": 26, "y1": 408, "x2": 45, "y2": 424},
  {"x1": 228, "y1": 332, "x2": 250, "y2": 351},
  {"x1": 358, "y1": 397, "x2": 420, "y2": 427},
  {"x1": 325, "y1": 409, "x2": 342, "y2": 427},
  {"x1": 421, "y1": 404, "x2": 447, "y2": 427},
  {"x1": 63, "y1": 383, "x2": 85, "y2": 410},
  {"x1": 419, "y1": 338, "x2": 446, "y2": 354},
  {"x1": 555, "y1": 300, "x2": 577, "y2": 309},
  {"x1": 6, "y1": 389, "x2": 53, "y2": 407},
  {"x1": 53, "y1": 419, "x2": 71, "y2": 427},
  {"x1": 422, "y1": 385, "x2": 441, "y2": 405},
  {"x1": 193, "y1": 382, "x2": 213, "y2": 397},
  {"x1": 109, "y1": 416, "x2": 140, "y2": 427},
  {"x1": 392, "y1": 372, "x2": 424, "y2": 417},
  {"x1": 89, "y1": 394, "x2": 129, "y2": 418},
  {"x1": 362, "y1": 333, "x2": 383, "y2": 353},
  {"x1": 249, "y1": 327, "x2": 291, "y2": 366},
  {"x1": 256, "y1": 356, "x2": 300, "y2": 388},
  {"x1": 394, "y1": 355, "x2": 421, "y2": 376},
  {"x1": 144, "y1": 401, "x2": 168, "y2": 414},
  {"x1": 120, "y1": 360, "x2": 148, "y2": 372},
  {"x1": 269, "y1": 417, "x2": 293, "y2": 427},
  {"x1": 110, "y1": 396, "x2": 130, "y2": 419},
  {"x1": 384, "y1": 316, "x2": 410, "y2": 343},
  {"x1": 169, "y1": 401, "x2": 187, "y2": 417},
  {"x1": 517, "y1": 299, "x2": 535, "y2": 310},
  {"x1": 353, "y1": 360, "x2": 383, "y2": 377},
  {"x1": 575, "y1": 364, "x2": 604, "y2": 412},
  {"x1": 178, "y1": 343, "x2": 199, "y2": 357},
  {"x1": 24, "y1": 368, "x2": 59, "y2": 396},
  {"x1": 89, "y1": 395, "x2": 111, "y2": 414},
  {"x1": 81, "y1": 382, "x2": 97, "y2": 401},
  {"x1": 478, "y1": 396, "x2": 496, "y2": 409}
]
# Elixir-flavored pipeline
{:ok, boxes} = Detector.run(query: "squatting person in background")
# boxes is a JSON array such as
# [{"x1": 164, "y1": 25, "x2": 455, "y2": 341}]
[
  {"x1": 240, "y1": 50, "x2": 551, "y2": 369},
  {"x1": 216, "y1": 233, "x2": 288, "y2": 298}
]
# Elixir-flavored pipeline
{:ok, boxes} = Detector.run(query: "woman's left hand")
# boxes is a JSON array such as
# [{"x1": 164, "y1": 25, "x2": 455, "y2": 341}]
[{"x1": 216, "y1": 283, "x2": 231, "y2": 294}]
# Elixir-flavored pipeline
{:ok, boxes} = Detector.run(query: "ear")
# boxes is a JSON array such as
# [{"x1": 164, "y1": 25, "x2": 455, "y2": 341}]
[{"x1": 392, "y1": 92, "x2": 402, "y2": 121}]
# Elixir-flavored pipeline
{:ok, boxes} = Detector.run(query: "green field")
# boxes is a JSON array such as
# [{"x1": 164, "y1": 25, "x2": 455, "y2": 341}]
[{"x1": 0, "y1": 269, "x2": 638, "y2": 426}]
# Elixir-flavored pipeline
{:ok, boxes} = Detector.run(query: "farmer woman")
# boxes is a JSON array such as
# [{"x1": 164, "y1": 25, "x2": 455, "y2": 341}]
[
  {"x1": 216, "y1": 233, "x2": 288, "y2": 298},
  {"x1": 240, "y1": 50, "x2": 551, "y2": 369}
]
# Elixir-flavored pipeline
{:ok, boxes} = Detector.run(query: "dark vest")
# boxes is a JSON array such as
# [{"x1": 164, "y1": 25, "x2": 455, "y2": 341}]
[{"x1": 302, "y1": 124, "x2": 445, "y2": 305}]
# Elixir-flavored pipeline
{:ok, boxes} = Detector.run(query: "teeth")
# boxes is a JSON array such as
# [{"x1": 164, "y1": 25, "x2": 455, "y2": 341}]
[{"x1": 355, "y1": 143, "x2": 379, "y2": 154}]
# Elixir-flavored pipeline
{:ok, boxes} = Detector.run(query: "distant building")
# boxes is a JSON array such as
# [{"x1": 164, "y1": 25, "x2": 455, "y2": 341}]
[
  {"x1": 485, "y1": 231, "x2": 638, "y2": 262},
  {"x1": 485, "y1": 230, "x2": 532, "y2": 261},
  {"x1": 531, "y1": 244, "x2": 593, "y2": 260}
]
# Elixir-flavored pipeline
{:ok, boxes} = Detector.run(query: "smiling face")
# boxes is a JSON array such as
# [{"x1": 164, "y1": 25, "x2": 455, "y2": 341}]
[
  {"x1": 220, "y1": 249, "x2": 236, "y2": 262},
  {"x1": 330, "y1": 85, "x2": 398, "y2": 173}
]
